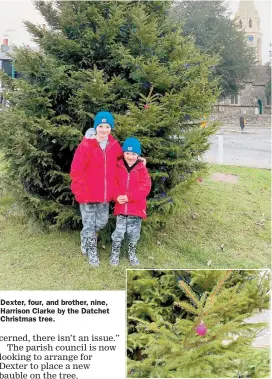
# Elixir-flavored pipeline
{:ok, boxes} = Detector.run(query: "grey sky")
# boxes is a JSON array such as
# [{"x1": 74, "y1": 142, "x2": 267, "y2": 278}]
[{"x1": 0, "y1": 0, "x2": 271, "y2": 63}]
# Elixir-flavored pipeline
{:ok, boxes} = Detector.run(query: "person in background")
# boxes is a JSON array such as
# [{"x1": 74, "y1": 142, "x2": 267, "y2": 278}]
[
  {"x1": 110, "y1": 137, "x2": 151, "y2": 266},
  {"x1": 240, "y1": 116, "x2": 246, "y2": 131}
]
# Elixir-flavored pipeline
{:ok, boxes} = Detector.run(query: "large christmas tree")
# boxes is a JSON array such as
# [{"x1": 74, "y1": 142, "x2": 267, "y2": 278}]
[
  {"x1": 0, "y1": 1, "x2": 219, "y2": 229},
  {"x1": 127, "y1": 270, "x2": 270, "y2": 378}
]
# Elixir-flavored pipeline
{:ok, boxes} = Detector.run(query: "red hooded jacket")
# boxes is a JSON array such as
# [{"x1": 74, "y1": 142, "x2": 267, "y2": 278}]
[
  {"x1": 70, "y1": 134, "x2": 122, "y2": 203},
  {"x1": 113, "y1": 159, "x2": 151, "y2": 219}
]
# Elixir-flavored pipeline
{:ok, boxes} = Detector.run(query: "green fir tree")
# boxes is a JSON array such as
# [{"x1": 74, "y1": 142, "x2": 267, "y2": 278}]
[
  {"x1": 127, "y1": 270, "x2": 270, "y2": 378},
  {"x1": 170, "y1": 0, "x2": 256, "y2": 98},
  {"x1": 0, "y1": 1, "x2": 219, "y2": 230}
]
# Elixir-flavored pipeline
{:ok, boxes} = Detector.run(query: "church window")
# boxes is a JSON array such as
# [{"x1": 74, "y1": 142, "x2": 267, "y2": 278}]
[
  {"x1": 238, "y1": 20, "x2": 242, "y2": 28},
  {"x1": 230, "y1": 95, "x2": 239, "y2": 105},
  {"x1": 249, "y1": 19, "x2": 252, "y2": 28}
]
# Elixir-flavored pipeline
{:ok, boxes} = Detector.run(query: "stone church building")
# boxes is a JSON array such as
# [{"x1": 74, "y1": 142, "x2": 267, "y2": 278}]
[{"x1": 213, "y1": 0, "x2": 271, "y2": 122}]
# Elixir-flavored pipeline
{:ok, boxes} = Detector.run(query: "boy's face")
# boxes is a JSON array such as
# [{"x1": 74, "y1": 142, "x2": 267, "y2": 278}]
[
  {"x1": 124, "y1": 152, "x2": 138, "y2": 166},
  {"x1": 96, "y1": 124, "x2": 111, "y2": 140}
]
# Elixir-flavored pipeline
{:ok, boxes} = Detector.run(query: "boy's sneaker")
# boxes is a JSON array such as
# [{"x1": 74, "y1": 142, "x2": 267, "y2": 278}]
[
  {"x1": 128, "y1": 242, "x2": 139, "y2": 266},
  {"x1": 110, "y1": 241, "x2": 121, "y2": 266}
]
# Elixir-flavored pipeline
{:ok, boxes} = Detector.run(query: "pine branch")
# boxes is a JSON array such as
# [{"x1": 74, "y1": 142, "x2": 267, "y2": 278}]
[
  {"x1": 23, "y1": 22, "x2": 45, "y2": 43},
  {"x1": 174, "y1": 301, "x2": 199, "y2": 315},
  {"x1": 33, "y1": 0, "x2": 60, "y2": 29},
  {"x1": 206, "y1": 270, "x2": 233, "y2": 309},
  {"x1": 178, "y1": 280, "x2": 200, "y2": 308},
  {"x1": 199, "y1": 292, "x2": 208, "y2": 308}
]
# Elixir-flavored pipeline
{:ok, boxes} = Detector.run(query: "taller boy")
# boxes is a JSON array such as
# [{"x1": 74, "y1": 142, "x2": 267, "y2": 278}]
[{"x1": 70, "y1": 111, "x2": 122, "y2": 267}]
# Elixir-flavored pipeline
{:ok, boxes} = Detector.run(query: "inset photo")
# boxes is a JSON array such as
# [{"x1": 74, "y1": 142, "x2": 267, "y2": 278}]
[{"x1": 127, "y1": 269, "x2": 270, "y2": 378}]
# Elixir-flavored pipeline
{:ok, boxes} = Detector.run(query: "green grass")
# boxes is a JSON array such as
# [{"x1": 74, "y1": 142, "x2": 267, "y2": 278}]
[{"x1": 0, "y1": 165, "x2": 270, "y2": 290}]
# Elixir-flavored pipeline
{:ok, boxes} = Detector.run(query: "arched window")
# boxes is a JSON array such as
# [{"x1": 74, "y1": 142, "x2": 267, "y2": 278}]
[
  {"x1": 249, "y1": 19, "x2": 252, "y2": 28},
  {"x1": 239, "y1": 20, "x2": 242, "y2": 28}
]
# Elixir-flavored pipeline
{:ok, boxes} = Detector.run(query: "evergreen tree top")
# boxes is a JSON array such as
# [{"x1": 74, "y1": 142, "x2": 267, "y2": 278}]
[{"x1": 1, "y1": 0, "x2": 219, "y2": 229}]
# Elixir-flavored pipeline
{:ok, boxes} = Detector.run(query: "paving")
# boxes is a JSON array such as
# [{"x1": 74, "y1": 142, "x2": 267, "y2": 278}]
[
  {"x1": 211, "y1": 173, "x2": 239, "y2": 183},
  {"x1": 203, "y1": 126, "x2": 271, "y2": 169},
  {"x1": 245, "y1": 309, "x2": 271, "y2": 348}
]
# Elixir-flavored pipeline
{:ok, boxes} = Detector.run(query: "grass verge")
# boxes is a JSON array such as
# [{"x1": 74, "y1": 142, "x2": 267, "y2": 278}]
[{"x1": 0, "y1": 164, "x2": 270, "y2": 290}]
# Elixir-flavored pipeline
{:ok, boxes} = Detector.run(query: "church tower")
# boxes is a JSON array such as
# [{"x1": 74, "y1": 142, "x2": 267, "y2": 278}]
[{"x1": 235, "y1": 0, "x2": 262, "y2": 65}]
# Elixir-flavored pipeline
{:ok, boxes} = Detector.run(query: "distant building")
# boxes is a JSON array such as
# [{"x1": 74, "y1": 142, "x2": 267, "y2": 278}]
[
  {"x1": 214, "y1": 65, "x2": 271, "y2": 116},
  {"x1": 0, "y1": 38, "x2": 15, "y2": 77},
  {"x1": 214, "y1": 0, "x2": 271, "y2": 119},
  {"x1": 0, "y1": 38, "x2": 14, "y2": 105},
  {"x1": 235, "y1": 0, "x2": 262, "y2": 64},
  {"x1": 0, "y1": 38, "x2": 27, "y2": 106}
]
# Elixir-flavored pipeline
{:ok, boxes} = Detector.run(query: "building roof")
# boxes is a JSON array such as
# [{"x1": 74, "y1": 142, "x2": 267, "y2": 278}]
[
  {"x1": 0, "y1": 45, "x2": 40, "y2": 61},
  {"x1": 0, "y1": 51, "x2": 12, "y2": 60},
  {"x1": 237, "y1": 0, "x2": 259, "y2": 17}
]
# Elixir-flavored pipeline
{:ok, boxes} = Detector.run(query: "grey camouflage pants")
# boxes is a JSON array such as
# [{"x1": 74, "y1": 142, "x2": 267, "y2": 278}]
[
  {"x1": 80, "y1": 203, "x2": 109, "y2": 242},
  {"x1": 112, "y1": 215, "x2": 142, "y2": 243}
]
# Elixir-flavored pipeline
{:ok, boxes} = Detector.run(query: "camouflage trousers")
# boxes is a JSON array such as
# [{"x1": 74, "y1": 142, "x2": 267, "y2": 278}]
[
  {"x1": 80, "y1": 202, "x2": 109, "y2": 243},
  {"x1": 112, "y1": 215, "x2": 142, "y2": 243}
]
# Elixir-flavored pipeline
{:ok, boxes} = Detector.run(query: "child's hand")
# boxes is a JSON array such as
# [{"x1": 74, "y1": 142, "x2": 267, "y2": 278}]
[{"x1": 117, "y1": 195, "x2": 127, "y2": 204}]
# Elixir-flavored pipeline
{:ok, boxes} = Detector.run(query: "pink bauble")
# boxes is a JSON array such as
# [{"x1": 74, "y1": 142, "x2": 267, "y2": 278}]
[
  {"x1": 196, "y1": 323, "x2": 207, "y2": 336},
  {"x1": 144, "y1": 104, "x2": 149, "y2": 109}
]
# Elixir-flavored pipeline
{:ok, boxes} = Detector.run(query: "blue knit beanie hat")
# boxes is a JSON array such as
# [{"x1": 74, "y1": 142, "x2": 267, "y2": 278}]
[
  {"x1": 94, "y1": 111, "x2": 114, "y2": 129},
  {"x1": 122, "y1": 137, "x2": 141, "y2": 155}
]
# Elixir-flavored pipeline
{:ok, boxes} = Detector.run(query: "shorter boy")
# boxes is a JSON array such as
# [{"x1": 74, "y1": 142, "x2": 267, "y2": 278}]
[{"x1": 110, "y1": 137, "x2": 151, "y2": 266}]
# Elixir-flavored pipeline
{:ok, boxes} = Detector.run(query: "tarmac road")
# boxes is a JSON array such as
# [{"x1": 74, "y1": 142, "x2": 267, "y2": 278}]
[
  {"x1": 203, "y1": 127, "x2": 271, "y2": 169},
  {"x1": 246, "y1": 309, "x2": 270, "y2": 348}
]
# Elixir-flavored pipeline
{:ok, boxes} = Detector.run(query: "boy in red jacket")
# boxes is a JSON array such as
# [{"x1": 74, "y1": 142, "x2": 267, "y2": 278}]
[
  {"x1": 70, "y1": 111, "x2": 123, "y2": 267},
  {"x1": 110, "y1": 137, "x2": 151, "y2": 266}
]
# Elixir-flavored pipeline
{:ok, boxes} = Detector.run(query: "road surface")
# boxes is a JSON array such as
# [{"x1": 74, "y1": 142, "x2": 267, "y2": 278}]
[
  {"x1": 203, "y1": 127, "x2": 271, "y2": 169},
  {"x1": 246, "y1": 309, "x2": 270, "y2": 348}
]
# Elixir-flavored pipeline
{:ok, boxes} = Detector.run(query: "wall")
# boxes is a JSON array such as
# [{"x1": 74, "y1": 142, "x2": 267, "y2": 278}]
[
  {"x1": 210, "y1": 113, "x2": 271, "y2": 126},
  {"x1": 214, "y1": 81, "x2": 271, "y2": 116}
]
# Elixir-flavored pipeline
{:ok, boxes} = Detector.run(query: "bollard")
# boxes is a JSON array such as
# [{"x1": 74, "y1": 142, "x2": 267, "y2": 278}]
[{"x1": 218, "y1": 134, "x2": 223, "y2": 164}]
